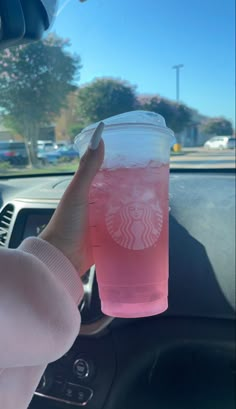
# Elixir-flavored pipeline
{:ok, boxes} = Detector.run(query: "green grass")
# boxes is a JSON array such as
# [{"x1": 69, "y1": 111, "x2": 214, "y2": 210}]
[
  {"x1": 0, "y1": 160, "x2": 79, "y2": 176},
  {"x1": 0, "y1": 149, "x2": 197, "y2": 176},
  {"x1": 170, "y1": 151, "x2": 186, "y2": 156},
  {"x1": 170, "y1": 149, "x2": 197, "y2": 156}
]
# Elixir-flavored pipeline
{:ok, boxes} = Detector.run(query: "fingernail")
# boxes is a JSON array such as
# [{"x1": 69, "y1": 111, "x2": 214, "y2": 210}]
[{"x1": 89, "y1": 122, "x2": 104, "y2": 150}]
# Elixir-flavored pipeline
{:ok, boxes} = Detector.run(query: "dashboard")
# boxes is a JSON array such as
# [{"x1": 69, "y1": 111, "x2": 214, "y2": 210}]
[{"x1": 0, "y1": 170, "x2": 235, "y2": 409}]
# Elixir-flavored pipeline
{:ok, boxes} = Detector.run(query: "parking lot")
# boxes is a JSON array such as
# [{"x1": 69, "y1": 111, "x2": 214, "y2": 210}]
[{"x1": 170, "y1": 147, "x2": 236, "y2": 169}]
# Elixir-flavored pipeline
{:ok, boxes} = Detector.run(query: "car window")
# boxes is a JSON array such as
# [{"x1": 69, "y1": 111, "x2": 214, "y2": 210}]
[
  {"x1": 0, "y1": 143, "x2": 10, "y2": 150},
  {"x1": 0, "y1": 142, "x2": 26, "y2": 149},
  {"x1": 0, "y1": 0, "x2": 235, "y2": 176},
  {"x1": 10, "y1": 143, "x2": 26, "y2": 149}
]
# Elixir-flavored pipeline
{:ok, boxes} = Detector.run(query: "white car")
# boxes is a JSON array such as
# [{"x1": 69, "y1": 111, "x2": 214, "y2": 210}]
[
  {"x1": 37, "y1": 140, "x2": 56, "y2": 151},
  {"x1": 204, "y1": 136, "x2": 230, "y2": 149}
]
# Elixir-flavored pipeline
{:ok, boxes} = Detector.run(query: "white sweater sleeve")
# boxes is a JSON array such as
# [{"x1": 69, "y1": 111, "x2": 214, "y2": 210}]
[
  {"x1": 0, "y1": 237, "x2": 84, "y2": 368},
  {"x1": 0, "y1": 238, "x2": 84, "y2": 409}
]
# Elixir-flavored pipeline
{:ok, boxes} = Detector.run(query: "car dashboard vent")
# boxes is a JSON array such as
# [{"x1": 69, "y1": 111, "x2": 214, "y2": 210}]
[{"x1": 0, "y1": 204, "x2": 14, "y2": 247}]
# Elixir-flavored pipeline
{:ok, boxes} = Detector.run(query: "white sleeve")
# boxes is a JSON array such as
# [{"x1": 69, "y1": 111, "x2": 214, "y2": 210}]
[{"x1": 0, "y1": 238, "x2": 84, "y2": 369}]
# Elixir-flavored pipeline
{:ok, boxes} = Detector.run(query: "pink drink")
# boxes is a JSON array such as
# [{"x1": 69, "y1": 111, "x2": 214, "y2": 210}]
[
  {"x1": 89, "y1": 163, "x2": 169, "y2": 318},
  {"x1": 74, "y1": 110, "x2": 175, "y2": 318}
]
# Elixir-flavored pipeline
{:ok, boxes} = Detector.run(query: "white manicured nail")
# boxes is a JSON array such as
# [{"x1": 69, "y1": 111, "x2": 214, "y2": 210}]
[{"x1": 89, "y1": 122, "x2": 104, "y2": 150}]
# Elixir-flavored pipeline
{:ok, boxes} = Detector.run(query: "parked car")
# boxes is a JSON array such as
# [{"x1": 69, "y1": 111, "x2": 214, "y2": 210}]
[
  {"x1": 37, "y1": 140, "x2": 56, "y2": 151},
  {"x1": 227, "y1": 138, "x2": 236, "y2": 149},
  {"x1": 0, "y1": 141, "x2": 28, "y2": 165},
  {"x1": 40, "y1": 145, "x2": 79, "y2": 164},
  {"x1": 204, "y1": 136, "x2": 230, "y2": 149},
  {"x1": 54, "y1": 140, "x2": 70, "y2": 149},
  {"x1": 37, "y1": 140, "x2": 56, "y2": 161}
]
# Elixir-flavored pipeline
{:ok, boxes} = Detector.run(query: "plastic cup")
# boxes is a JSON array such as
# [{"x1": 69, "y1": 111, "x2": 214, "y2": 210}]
[{"x1": 74, "y1": 111, "x2": 175, "y2": 318}]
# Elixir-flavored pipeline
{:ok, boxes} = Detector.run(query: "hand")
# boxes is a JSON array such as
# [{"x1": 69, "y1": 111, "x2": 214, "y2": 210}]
[{"x1": 39, "y1": 122, "x2": 104, "y2": 275}]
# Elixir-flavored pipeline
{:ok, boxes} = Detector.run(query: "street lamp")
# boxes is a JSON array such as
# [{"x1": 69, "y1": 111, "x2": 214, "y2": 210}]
[{"x1": 172, "y1": 64, "x2": 184, "y2": 102}]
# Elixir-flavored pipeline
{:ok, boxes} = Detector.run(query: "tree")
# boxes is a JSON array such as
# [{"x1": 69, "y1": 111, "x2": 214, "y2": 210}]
[
  {"x1": 68, "y1": 123, "x2": 85, "y2": 141},
  {"x1": 201, "y1": 117, "x2": 233, "y2": 136},
  {"x1": 170, "y1": 103, "x2": 193, "y2": 133},
  {"x1": 138, "y1": 95, "x2": 192, "y2": 133},
  {"x1": 54, "y1": 91, "x2": 82, "y2": 143},
  {"x1": 76, "y1": 78, "x2": 137, "y2": 124},
  {"x1": 0, "y1": 34, "x2": 81, "y2": 165}
]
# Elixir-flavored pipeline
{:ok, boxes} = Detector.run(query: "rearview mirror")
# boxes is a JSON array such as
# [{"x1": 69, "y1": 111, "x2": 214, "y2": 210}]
[{"x1": 0, "y1": 0, "x2": 58, "y2": 48}]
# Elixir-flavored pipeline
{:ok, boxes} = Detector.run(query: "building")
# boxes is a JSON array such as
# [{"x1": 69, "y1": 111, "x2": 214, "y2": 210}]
[
  {"x1": 176, "y1": 110, "x2": 211, "y2": 147},
  {"x1": 0, "y1": 121, "x2": 15, "y2": 141},
  {"x1": 0, "y1": 117, "x2": 55, "y2": 143}
]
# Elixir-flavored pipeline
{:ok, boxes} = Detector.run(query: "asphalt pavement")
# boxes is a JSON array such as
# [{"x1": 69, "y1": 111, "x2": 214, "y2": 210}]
[{"x1": 170, "y1": 147, "x2": 236, "y2": 169}]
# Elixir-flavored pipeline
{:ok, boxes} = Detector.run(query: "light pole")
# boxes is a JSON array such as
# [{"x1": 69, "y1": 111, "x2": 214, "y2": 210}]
[{"x1": 172, "y1": 64, "x2": 184, "y2": 102}]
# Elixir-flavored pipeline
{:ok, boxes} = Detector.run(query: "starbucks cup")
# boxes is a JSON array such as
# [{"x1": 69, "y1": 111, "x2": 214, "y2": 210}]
[{"x1": 74, "y1": 111, "x2": 175, "y2": 318}]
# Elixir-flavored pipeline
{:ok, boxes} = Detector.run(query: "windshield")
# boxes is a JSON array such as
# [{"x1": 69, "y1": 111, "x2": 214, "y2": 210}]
[{"x1": 0, "y1": 0, "x2": 235, "y2": 176}]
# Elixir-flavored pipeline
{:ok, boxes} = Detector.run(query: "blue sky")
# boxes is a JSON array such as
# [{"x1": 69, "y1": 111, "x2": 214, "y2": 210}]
[{"x1": 54, "y1": 0, "x2": 235, "y2": 124}]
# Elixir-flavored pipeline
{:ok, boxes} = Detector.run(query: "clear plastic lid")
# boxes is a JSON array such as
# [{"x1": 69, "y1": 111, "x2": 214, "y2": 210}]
[
  {"x1": 74, "y1": 110, "x2": 175, "y2": 161},
  {"x1": 82, "y1": 110, "x2": 172, "y2": 129}
]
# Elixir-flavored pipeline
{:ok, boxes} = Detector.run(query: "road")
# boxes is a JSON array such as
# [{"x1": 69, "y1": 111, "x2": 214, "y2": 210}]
[{"x1": 170, "y1": 147, "x2": 236, "y2": 169}]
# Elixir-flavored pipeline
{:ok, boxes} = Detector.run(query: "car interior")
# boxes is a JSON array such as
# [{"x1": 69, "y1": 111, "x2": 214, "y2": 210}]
[
  {"x1": 0, "y1": 1, "x2": 235, "y2": 409},
  {"x1": 0, "y1": 169, "x2": 235, "y2": 409}
]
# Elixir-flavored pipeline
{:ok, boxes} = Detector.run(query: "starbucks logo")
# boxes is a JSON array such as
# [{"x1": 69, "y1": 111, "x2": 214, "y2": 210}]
[{"x1": 105, "y1": 199, "x2": 163, "y2": 250}]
